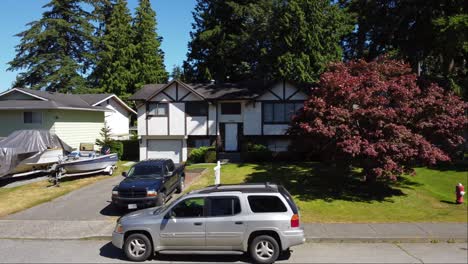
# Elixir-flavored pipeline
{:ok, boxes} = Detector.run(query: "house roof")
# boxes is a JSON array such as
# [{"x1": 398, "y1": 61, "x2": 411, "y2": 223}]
[
  {"x1": 129, "y1": 80, "x2": 306, "y2": 101},
  {"x1": 0, "y1": 88, "x2": 134, "y2": 113}
]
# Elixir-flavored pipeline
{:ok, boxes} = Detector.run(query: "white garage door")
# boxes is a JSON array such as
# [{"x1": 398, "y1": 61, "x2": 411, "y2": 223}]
[{"x1": 147, "y1": 140, "x2": 182, "y2": 163}]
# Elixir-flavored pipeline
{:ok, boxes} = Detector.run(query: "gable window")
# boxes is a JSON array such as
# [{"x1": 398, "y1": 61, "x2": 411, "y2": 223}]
[
  {"x1": 263, "y1": 102, "x2": 303, "y2": 124},
  {"x1": 24, "y1": 112, "x2": 42, "y2": 124},
  {"x1": 221, "y1": 103, "x2": 241, "y2": 115},
  {"x1": 147, "y1": 102, "x2": 168, "y2": 116},
  {"x1": 186, "y1": 101, "x2": 208, "y2": 116}
]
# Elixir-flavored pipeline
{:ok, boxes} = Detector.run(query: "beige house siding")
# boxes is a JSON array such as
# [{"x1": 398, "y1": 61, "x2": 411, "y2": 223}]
[
  {"x1": 0, "y1": 110, "x2": 55, "y2": 137},
  {"x1": 52, "y1": 110, "x2": 105, "y2": 150}
]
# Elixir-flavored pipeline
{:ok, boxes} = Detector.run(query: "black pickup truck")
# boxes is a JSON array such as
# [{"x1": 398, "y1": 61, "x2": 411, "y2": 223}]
[{"x1": 111, "y1": 159, "x2": 185, "y2": 210}]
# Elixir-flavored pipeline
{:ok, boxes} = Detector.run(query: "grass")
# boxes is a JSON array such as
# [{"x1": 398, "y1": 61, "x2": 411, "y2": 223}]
[
  {"x1": 0, "y1": 160, "x2": 133, "y2": 217},
  {"x1": 185, "y1": 162, "x2": 467, "y2": 223}
]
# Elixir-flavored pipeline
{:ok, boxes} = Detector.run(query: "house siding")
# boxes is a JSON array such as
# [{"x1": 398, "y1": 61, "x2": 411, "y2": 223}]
[
  {"x1": 52, "y1": 110, "x2": 104, "y2": 149},
  {"x1": 0, "y1": 110, "x2": 55, "y2": 137},
  {"x1": 97, "y1": 99, "x2": 130, "y2": 138}
]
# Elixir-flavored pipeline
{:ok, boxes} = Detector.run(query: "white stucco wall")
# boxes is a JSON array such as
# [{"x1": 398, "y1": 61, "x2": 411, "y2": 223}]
[
  {"x1": 187, "y1": 116, "x2": 207, "y2": 135},
  {"x1": 137, "y1": 105, "x2": 146, "y2": 136},
  {"x1": 208, "y1": 104, "x2": 217, "y2": 135},
  {"x1": 169, "y1": 103, "x2": 185, "y2": 135},
  {"x1": 97, "y1": 98, "x2": 130, "y2": 137},
  {"x1": 147, "y1": 117, "x2": 168, "y2": 135},
  {"x1": 263, "y1": 124, "x2": 289, "y2": 135}
]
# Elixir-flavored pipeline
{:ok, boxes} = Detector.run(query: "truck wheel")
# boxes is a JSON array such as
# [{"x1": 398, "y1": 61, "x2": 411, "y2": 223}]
[
  {"x1": 175, "y1": 176, "x2": 185, "y2": 194},
  {"x1": 155, "y1": 192, "x2": 166, "y2": 206},
  {"x1": 123, "y1": 233, "x2": 152, "y2": 262},
  {"x1": 249, "y1": 235, "x2": 280, "y2": 264}
]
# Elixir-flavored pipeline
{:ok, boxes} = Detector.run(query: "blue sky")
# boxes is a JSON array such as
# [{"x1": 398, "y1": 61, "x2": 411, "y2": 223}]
[{"x1": 0, "y1": 0, "x2": 196, "y2": 92}]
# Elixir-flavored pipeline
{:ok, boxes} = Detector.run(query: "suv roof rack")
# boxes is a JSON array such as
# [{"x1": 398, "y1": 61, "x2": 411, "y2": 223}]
[{"x1": 195, "y1": 183, "x2": 279, "y2": 194}]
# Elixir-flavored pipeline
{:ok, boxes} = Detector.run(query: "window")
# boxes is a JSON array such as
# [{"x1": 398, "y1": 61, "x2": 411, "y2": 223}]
[
  {"x1": 24, "y1": 112, "x2": 42, "y2": 124},
  {"x1": 263, "y1": 102, "x2": 303, "y2": 124},
  {"x1": 221, "y1": 103, "x2": 241, "y2": 115},
  {"x1": 248, "y1": 196, "x2": 287, "y2": 213},
  {"x1": 147, "y1": 103, "x2": 168, "y2": 116},
  {"x1": 171, "y1": 198, "x2": 205, "y2": 218},
  {"x1": 186, "y1": 102, "x2": 208, "y2": 116},
  {"x1": 167, "y1": 160, "x2": 175, "y2": 172},
  {"x1": 267, "y1": 139, "x2": 290, "y2": 152},
  {"x1": 208, "y1": 197, "x2": 241, "y2": 217}
]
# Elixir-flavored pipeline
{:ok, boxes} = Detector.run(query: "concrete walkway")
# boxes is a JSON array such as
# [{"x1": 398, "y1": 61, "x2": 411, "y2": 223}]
[{"x1": 0, "y1": 220, "x2": 465, "y2": 242}]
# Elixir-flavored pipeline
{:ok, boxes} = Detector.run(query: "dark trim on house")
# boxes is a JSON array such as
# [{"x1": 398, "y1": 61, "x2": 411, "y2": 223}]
[
  {"x1": 176, "y1": 82, "x2": 179, "y2": 101},
  {"x1": 179, "y1": 91, "x2": 192, "y2": 101},
  {"x1": 286, "y1": 89, "x2": 301, "y2": 100},
  {"x1": 167, "y1": 104, "x2": 170, "y2": 136},
  {"x1": 145, "y1": 103, "x2": 149, "y2": 136},
  {"x1": 282, "y1": 80, "x2": 286, "y2": 100},
  {"x1": 161, "y1": 91, "x2": 175, "y2": 101},
  {"x1": 266, "y1": 88, "x2": 282, "y2": 100}
]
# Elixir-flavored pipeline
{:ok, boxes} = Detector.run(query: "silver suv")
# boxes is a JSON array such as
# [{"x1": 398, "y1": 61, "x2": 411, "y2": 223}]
[{"x1": 112, "y1": 183, "x2": 305, "y2": 263}]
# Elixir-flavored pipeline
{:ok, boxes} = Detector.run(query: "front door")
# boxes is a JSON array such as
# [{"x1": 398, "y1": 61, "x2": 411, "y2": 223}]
[
  {"x1": 224, "y1": 123, "x2": 238, "y2": 151},
  {"x1": 159, "y1": 197, "x2": 206, "y2": 249}
]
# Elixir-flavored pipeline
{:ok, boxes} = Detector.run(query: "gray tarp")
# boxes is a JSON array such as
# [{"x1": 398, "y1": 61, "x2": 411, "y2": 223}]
[{"x1": 0, "y1": 130, "x2": 72, "y2": 177}]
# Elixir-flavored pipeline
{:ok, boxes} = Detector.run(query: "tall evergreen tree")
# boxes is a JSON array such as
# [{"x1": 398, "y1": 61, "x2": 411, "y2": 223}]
[
  {"x1": 87, "y1": 0, "x2": 114, "y2": 89},
  {"x1": 131, "y1": 0, "x2": 168, "y2": 93},
  {"x1": 184, "y1": 0, "x2": 352, "y2": 84},
  {"x1": 341, "y1": 0, "x2": 467, "y2": 97},
  {"x1": 94, "y1": 0, "x2": 134, "y2": 98},
  {"x1": 8, "y1": 0, "x2": 94, "y2": 92}
]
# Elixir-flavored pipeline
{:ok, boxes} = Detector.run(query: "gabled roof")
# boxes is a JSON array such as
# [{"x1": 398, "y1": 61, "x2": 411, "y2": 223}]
[
  {"x1": 79, "y1": 93, "x2": 137, "y2": 115},
  {"x1": 129, "y1": 79, "x2": 307, "y2": 101},
  {"x1": 0, "y1": 88, "x2": 134, "y2": 114}
]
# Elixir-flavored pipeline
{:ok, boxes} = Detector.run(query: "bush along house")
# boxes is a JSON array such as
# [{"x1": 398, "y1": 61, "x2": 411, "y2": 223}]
[{"x1": 129, "y1": 79, "x2": 308, "y2": 162}]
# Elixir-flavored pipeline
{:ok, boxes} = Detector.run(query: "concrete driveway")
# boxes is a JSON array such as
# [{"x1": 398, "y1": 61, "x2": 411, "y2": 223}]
[{"x1": 4, "y1": 175, "x2": 124, "y2": 221}]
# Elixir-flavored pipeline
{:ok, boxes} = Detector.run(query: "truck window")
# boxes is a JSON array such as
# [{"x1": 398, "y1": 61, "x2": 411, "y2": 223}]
[
  {"x1": 278, "y1": 186, "x2": 299, "y2": 214},
  {"x1": 247, "y1": 196, "x2": 287, "y2": 213},
  {"x1": 208, "y1": 197, "x2": 241, "y2": 217}
]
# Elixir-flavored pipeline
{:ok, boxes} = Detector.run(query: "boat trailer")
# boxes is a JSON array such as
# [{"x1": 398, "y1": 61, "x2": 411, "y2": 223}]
[{"x1": 48, "y1": 165, "x2": 115, "y2": 187}]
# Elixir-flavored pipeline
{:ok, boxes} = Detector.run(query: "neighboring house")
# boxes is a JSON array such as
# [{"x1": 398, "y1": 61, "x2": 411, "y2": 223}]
[
  {"x1": 0, "y1": 88, "x2": 136, "y2": 149},
  {"x1": 130, "y1": 79, "x2": 308, "y2": 162}
]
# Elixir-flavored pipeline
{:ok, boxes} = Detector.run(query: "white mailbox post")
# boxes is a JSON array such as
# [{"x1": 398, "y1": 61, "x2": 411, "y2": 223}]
[{"x1": 214, "y1": 160, "x2": 221, "y2": 185}]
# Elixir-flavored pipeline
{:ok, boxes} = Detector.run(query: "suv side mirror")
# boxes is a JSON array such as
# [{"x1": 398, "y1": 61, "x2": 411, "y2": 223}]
[
  {"x1": 165, "y1": 171, "x2": 173, "y2": 177},
  {"x1": 122, "y1": 171, "x2": 127, "y2": 177}
]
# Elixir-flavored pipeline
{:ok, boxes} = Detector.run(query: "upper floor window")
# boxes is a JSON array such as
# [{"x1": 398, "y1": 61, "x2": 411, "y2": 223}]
[
  {"x1": 263, "y1": 102, "x2": 302, "y2": 124},
  {"x1": 186, "y1": 101, "x2": 208, "y2": 116},
  {"x1": 24, "y1": 111, "x2": 42, "y2": 124},
  {"x1": 221, "y1": 103, "x2": 241, "y2": 115},
  {"x1": 147, "y1": 102, "x2": 168, "y2": 116}
]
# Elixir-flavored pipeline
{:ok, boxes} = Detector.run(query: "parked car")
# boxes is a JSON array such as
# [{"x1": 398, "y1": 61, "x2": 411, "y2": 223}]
[
  {"x1": 112, "y1": 183, "x2": 305, "y2": 263},
  {"x1": 112, "y1": 159, "x2": 185, "y2": 210}
]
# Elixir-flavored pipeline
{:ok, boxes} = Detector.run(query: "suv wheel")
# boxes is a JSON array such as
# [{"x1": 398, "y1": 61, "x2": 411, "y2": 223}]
[
  {"x1": 123, "y1": 233, "x2": 152, "y2": 262},
  {"x1": 175, "y1": 176, "x2": 185, "y2": 194},
  {"x1": 249, "y1": 235, "x2": 280, "y2": 264},
  {"x1": 155, "y1": 192, "x2": 166, "y2": 206}
]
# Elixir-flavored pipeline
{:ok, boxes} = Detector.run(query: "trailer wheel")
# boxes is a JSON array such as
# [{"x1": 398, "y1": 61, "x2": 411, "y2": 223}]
[{"x1": 108, "y1": 167, "x2": 114, "y2": 176}]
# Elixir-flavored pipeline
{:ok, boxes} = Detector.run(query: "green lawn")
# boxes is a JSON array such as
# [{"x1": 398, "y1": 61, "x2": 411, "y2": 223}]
[{"x1": 186, "y1": 162, "x2": 468, "y2": 223}]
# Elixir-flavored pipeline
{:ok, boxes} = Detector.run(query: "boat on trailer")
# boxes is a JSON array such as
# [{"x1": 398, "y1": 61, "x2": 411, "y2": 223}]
[{"x1": 0, "y1": 130, "x2": 71, "y2": 179}]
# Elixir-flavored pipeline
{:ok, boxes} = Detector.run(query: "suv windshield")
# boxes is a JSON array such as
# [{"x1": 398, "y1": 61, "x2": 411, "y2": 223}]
[{"x1": 127, "y1": 164, "x2": 162, "y2": 179}]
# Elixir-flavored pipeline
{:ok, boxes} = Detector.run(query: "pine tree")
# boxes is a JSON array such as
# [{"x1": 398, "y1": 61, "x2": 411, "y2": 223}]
[
  {"x1": 94, "y1": 0, "x2": 134, "y2": 98},
  {"x1": 170, "y1": 65, "x2": 185, "y2": 81},
  {"x1": 184, "y1": 0, "x2": 352, "y2": 84},
  {"x1": 131, "y1": 0, "x2": 168, "y2": 93},
  {"x1": 8, "y1": 0, "x2": 94, "y2": 92},
  {"x1": 268, "y1": 0, "x2": 353, "y2": 83}
]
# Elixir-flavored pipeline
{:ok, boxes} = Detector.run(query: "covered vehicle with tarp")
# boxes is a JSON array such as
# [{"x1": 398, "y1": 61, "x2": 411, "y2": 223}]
[{"x1": 0, "y1": 130, "x2": 72, "y2": 178}]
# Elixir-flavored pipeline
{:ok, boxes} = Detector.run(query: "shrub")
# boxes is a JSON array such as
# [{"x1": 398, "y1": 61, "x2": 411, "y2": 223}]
[
  {"x1": 110, "y1": 141, "x2": 123, "y2": 159},
  {"x1": 204, "y1": 150, "x2": 217, "y2": 163},
  {"x1": 188, "y1": 146, "x2": 215, "y2": 164},
  {"x1": 119, "y1": 139, "x2": 139, "y2": 161}
]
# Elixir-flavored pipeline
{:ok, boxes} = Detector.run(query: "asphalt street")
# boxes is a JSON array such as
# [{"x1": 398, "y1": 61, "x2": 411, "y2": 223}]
[{"x1": 0, "y1": 239, "x2": 466, "y2": 263}]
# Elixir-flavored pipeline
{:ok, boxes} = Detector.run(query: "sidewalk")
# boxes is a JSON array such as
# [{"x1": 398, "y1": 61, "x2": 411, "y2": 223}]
[{"x1": 0, "y1": 220, "x2": 466, "y2": 242}]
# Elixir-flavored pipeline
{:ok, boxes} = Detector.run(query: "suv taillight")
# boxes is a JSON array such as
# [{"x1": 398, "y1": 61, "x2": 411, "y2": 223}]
[{"x1": 291, "y1": 214, "x2": 300, "y2": 228}]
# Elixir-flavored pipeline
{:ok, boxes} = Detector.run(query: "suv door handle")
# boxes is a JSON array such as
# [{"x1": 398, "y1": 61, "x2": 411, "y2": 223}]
[
  {"x1": 235, "y1": 221, "x2": 243, "y2": 225},
  {"x1": 194, "y1": 222, "x2": 203, "y2": 226}
]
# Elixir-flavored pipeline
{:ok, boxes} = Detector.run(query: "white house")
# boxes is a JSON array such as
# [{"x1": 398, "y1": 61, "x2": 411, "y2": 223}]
[
  {"x1": 130, "y1": 79, "x2": 308, "y2": 162},
  {"x1": 0, "y1": 88, "x2": 136, "y2": 149}
]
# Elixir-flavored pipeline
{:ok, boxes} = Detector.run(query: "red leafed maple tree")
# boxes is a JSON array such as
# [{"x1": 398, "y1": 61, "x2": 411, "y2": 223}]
[{"x1": 289, "y1": 57, "x2": 467, "y2": 181}]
